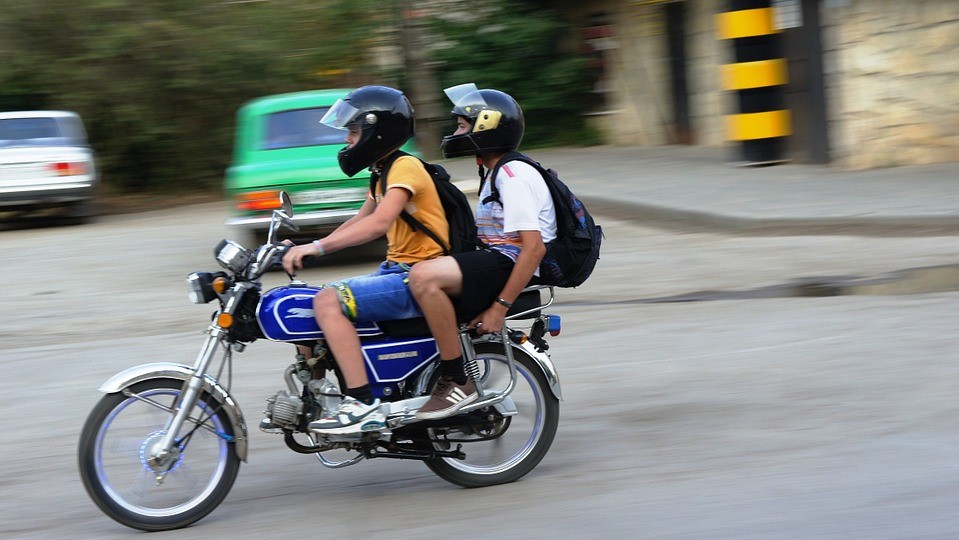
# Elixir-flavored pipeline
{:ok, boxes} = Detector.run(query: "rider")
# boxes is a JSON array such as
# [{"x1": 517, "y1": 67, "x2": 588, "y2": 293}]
[
  {"x1": 281, "y1": 85, "x2": 449, "y2": 434},
  {"x1": 408, "y1": 84, "x2": 556, "y2": 420}
]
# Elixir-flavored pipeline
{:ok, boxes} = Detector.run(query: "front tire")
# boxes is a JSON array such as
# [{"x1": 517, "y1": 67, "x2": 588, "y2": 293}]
[
  {"x1": 420, "y1": 343, "x2": 559, "y2": 487},
  {"x1": 77, "y1": 378, "x2": 240, "y2": 531}
]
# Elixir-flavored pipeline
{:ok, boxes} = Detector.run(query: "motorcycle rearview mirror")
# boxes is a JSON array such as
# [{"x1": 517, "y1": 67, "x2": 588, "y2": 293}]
[
  {"x1": 277, "y1": 192, "x2": 299, "y2": 233},
  {"x1": 279, "y1": 192, "x2": 294, "y2": 217},
  {"x1": 267, "y1": 192, "x2": 299, "y2": 246}
]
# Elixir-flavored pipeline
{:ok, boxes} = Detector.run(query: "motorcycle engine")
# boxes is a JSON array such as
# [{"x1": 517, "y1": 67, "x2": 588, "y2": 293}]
[{"x1": 264, "y1": 391, "x2": 303, "y2": 429}]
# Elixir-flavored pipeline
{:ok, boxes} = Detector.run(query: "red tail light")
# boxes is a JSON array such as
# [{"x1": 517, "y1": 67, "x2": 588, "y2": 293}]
[
  {"x1": 50, "y1": 162, "x2": 88, "y2": 176},
  {"x1": 236, "y1": 190, "x2": 283, "y2": 212}
]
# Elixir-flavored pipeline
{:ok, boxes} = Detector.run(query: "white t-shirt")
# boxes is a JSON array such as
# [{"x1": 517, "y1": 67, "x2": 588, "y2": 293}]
[{"x1": 476, "y1": 159, "x2": 557, "y2": 265}]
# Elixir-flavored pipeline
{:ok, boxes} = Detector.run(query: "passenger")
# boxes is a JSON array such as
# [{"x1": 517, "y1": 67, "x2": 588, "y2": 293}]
[
  {"x1": 281, "y1": 85, "x2": 448, "y2": 434},
  {"x1": 409, "y1": 84, "x2": 556, "y2": 420}
]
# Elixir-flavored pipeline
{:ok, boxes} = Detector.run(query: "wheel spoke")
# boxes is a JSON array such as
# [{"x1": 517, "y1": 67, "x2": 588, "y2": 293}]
[
  {"x1": 129, "y1": 465, "x2": 159, "y2": 500},
  {"x1": 163, "y1": 462, "x2": 203, "y2": 493}
]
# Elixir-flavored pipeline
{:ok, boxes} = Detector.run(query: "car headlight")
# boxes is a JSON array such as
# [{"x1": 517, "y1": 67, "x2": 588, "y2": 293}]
[
  {"x1": 214, "y1": 239, "x2": 252, "y2": 274},
  {"x1": 186, "y1": 272, "x2": 229, "y2": 304}
]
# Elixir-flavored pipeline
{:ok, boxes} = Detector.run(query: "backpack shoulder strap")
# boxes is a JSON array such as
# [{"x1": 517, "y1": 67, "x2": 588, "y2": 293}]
[
  {"x1": 486, "y1": 152, "x2": 574, "y2": 232},
  {"x1": 379, "y1": 153, "x2": 451, "y2": 255},
  {"x1": 370, "y1": 150, "x2": 411, "y2": 197},
  {"x1": 483, "y1": 150, "x2": 529, "y2": 206}
]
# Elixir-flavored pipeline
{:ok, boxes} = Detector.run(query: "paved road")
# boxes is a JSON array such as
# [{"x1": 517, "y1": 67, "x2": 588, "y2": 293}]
[{"x1": 2, "y1": 206, "x2": 958, "y2": 539}]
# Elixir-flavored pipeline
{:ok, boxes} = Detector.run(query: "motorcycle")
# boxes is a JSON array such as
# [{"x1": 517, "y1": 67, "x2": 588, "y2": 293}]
[{"x1": 78, "y1": 193, "x2": 563, "y2": 531}]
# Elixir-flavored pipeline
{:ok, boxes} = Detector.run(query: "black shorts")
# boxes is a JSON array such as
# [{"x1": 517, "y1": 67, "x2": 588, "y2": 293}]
[{"x1": 451, "y1": 249, "x2": 515, "y2": 322}]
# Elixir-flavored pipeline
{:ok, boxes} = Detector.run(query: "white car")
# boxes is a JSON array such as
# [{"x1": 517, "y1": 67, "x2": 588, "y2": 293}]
[{"x1": 0, "y1": 110, "x2": 99, "y2": 222}]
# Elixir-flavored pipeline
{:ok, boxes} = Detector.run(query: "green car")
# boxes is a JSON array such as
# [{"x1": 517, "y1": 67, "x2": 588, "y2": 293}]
[{"x1": 225, "y1": 89, "x2": 409, "y2": 246}]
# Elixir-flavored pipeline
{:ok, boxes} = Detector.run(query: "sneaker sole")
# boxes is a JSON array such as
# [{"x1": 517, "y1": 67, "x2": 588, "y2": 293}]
[{"x1": 414, "y1": 392, "x2": 479, "y2": 420}]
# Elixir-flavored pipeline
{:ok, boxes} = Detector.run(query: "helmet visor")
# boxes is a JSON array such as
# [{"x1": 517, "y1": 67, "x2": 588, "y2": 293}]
[
  {"x1": 444, "y1": 83, "x2": 489, "y2": 115},
  {"x1": 320, "y1": 99, "x2": 359, "y2": 130}
]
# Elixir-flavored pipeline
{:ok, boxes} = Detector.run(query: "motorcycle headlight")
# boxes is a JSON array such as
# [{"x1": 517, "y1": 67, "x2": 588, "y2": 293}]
[
  {"x1": 214, "y1": 239, "x2": 252, "y2": 274},
  {"x1": 186, "y1": 272, "x2": 228, "y2": 304}
]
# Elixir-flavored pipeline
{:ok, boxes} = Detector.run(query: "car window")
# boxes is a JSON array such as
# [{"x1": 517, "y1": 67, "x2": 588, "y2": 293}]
[
  {"x1": 261, "y1": 107, "x2": 345, "y2": 150},
  {"x1": 58, "y1": 116, "x2": 89, "y2": 144},
  {"x1": 0, "y1": 116, "x2": 86, "y2": 148}
]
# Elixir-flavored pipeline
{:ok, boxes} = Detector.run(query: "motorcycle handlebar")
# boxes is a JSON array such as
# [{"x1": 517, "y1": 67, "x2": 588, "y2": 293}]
[{"x1": 270, "y1": 243, "x2": 290, "y2": 268}]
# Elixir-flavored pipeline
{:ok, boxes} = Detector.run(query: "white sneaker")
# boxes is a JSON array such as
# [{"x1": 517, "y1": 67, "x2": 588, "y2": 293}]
[{"x1": 309, "y1": 397, "x2": 386, "y2": 435}]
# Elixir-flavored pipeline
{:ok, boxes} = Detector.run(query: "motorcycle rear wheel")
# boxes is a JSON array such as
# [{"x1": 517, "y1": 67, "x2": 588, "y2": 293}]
[
  {"x1": 419, "y1": 343, "x2": 559, "y2": 487},
  {"x1": 77, "y1": 378, "x2": 240, "y2": 531}
]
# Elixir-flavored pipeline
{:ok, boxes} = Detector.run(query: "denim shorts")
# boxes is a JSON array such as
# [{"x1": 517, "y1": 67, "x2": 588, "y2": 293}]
[{"x1": 327, "y1": 261, "x2": 422, "y2": 322}]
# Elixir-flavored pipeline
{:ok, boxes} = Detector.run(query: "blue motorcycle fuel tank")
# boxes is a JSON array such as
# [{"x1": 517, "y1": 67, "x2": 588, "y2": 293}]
[{"x1": 257, "y1": 286, "x2": 383, "y2": 341}]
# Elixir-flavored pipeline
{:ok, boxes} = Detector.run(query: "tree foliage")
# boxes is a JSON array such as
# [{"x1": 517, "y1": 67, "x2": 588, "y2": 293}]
[
  {"x1": 0, "y1": 0, "x2": 384, "y2": 193},
  {"x1": 428, "y1": 0, "x2": 599, "y2": 148},
  {"x1": 0, "y1": 0, "x2": 594, "y2": 194}
]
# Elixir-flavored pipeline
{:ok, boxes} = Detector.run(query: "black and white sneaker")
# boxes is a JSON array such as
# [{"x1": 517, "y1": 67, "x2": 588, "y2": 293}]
[
  {"x1": 309, "y1": 397, "x2": 386, "y2": 435},
  {"x1": 415, "y1": 377, "x2": 478, "y2": 420}
]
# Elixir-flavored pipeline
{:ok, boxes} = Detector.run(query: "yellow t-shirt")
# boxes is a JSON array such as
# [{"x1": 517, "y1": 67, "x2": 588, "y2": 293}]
[{"x1": 373, "y1": 155, "x2": 448, "y2": 264}]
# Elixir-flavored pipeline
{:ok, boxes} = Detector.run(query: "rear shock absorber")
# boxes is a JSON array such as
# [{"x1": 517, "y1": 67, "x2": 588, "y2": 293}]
[
  {"x1": 464, "y1": 357, "x2": 482, "y2": 383},
  {"x1": 459, "y1": 327, "x2": 483, "y2": 394}
]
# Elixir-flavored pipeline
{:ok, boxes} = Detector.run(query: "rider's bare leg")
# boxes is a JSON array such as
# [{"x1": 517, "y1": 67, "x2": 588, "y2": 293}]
[
  {"x1": 408, "y1": 257, "x2": 464, "y2": 361},
  {"x1": 313, "y1": 288, "x2": 369, "y2": 390},
  {"x1": 409, "y1": 258, "x2": 478, "y2": 419}
]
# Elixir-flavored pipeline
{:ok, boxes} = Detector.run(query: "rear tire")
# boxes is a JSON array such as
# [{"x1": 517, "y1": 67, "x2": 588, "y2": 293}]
[
  {"x1": 418, "y1": 343, "x2": 559, "y2": 487},
  {"x1": 62, "y1": 199, "x2": 95, "y2": 225},
  {"x1": 77, "y1": 378, "x2": 240, "y2": 531}
]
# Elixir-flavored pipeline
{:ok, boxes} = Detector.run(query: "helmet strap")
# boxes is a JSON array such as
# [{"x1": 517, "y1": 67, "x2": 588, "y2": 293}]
[{"x1": 476, "y1": 157, "x2": 488, "y2": 197}]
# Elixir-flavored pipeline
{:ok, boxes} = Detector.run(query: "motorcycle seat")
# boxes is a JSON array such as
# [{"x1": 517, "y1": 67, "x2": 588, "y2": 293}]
[{"x1": 378, "y1": 289, "x2": 543, "y2": 338}]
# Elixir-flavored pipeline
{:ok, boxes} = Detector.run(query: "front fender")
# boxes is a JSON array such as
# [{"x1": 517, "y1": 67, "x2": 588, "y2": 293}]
[{"x1": 98, "y1": 363, "x2": 249, "y2": 462}]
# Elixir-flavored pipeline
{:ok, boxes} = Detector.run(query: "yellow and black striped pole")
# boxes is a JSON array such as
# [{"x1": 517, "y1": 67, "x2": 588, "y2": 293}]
[{"x1": 716, "y1": 0, "x2": 791, "y2": 164}]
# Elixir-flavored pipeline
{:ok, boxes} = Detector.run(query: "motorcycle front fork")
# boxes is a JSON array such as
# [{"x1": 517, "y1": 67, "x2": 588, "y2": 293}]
[{"x1": 145, "y1": 327, "x2": 226, "y2": 472}]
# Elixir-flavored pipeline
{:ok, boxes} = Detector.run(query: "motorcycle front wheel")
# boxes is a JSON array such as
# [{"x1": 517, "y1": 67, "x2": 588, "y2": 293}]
[
  {"x1": 419, "y1": 343, "x2": 559, "y2": 487},
  {"x1": 77, "y1": 378, "x2": 240, "y2": 531}
]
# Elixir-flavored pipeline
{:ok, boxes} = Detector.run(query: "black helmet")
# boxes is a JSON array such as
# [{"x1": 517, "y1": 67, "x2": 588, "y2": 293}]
[
  {"x1": 321, "y1": 85, "x2": 414, "y2": 177},
  {"x1": 440, "y1": 83, "x2": 524, "y2": 159}
]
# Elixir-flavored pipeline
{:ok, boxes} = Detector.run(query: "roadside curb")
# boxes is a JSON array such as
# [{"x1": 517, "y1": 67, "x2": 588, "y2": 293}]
[
  {"x1": 455, "y1": 177, "x2": 959, "y2": 237},
  {"x1": 638, "y1": 264, "x2": 959, "y2": 303},
  {"x1": 584, "y1": 195, "x2": 959, "y2": 237}
]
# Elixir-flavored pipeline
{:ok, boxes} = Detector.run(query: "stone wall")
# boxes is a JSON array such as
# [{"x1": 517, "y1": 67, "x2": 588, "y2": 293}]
[
  {"x1": 596, "y1": 0, "x2": 959, "y2": 168},
  {"x1": 686, "y1": 0, "x2": 727, "y2": 147},
  {"x1": 584, "y1": 0, "x2": 670, "y2": 146},
  {"x1": 821, "y1": 0, "x2": 959, "y2": 168},
  {"x1": 585, "y1": 0, "x2": 727, "y2": 147}
]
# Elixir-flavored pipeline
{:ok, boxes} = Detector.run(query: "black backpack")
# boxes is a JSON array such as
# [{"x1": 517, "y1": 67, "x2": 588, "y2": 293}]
[
  {"x1": 487, "y1": 151, "x2": 603, "y2": 287},
  {"x1": 372, "y1": 151, "x2": 480, "y2": 255}
]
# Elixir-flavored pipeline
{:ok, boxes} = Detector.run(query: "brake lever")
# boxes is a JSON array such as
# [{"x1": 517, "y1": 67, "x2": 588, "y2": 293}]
[
  {"x1": 266, "y1": 243, "x2": 292, "y2": 275},
  {"x1": 273, "y1": 244, "x2": 307, "y2": 283}
]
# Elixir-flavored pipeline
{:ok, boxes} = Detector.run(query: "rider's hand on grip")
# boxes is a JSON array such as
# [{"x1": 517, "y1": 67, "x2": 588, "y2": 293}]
[
  {"x1": 281, "y1": 240, "x2": 326, "y2": 275},
  {"x1": 271, "y1": 244, "x2": 293, "y2": 276}
]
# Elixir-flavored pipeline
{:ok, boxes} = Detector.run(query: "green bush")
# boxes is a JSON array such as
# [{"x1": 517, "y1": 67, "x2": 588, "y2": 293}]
[
  {"x1": 429, "y1": 0, "x2": 598, "y2": 148},
  {"x1": 0, "y1": 0, "x2": 379, "y2": 194},
  {"x1": 0, "y1": 0, "x2": 596, "y2": 195}
]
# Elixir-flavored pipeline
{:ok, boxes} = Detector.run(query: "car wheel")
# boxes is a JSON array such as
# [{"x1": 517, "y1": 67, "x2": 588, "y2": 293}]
[{"x1": 65, "y1": 199, "x2": 96, "y2": 225}]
